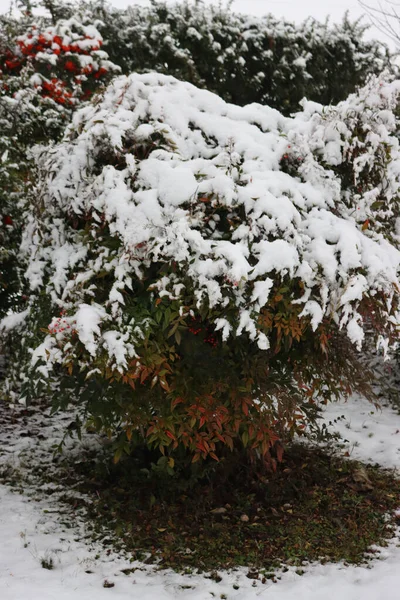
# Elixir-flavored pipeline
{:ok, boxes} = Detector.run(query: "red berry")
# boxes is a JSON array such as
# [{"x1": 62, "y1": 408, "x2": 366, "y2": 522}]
[
  {"x1": 3, "y1": 215, "x2": 13, "y2": 226},
  {"x1": 65, "y1": 60, "x2": 77, "y2": 72}
]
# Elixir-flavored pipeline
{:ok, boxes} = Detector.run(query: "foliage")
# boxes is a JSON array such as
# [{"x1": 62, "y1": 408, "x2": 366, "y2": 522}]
[
  {"x1": 0, "y1": 0, "x2": 393, "y2": 319},
  {"x1": 7, "y1": 1, "x2": 391, "y2": 115},
  {"x1": 0, "y1": 2, "x2": 119, "y2": 317},
  {"x1": 1, "y1": 1, "x2": 400, "y2": 472},
  {"x1": 300, "y1": 75, "x2": 400, "y2": 243},
  {"x1": 1, "y1": 12, "x2": 116, "y2": 113},
  {"x1": 2, "y1": 72, "x2": 399, "y2": 468},
  {"x1": 66, "y1": 0, "x2": 393, "y2": 114}
]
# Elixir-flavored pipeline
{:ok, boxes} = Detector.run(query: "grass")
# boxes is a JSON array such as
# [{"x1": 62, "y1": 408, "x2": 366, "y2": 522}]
[
  {"x1": 40, "y1": 556, "x2": 54, "y2": 570},
  {"x1": 60, "y1": 443, "x2": 400, "y2": 573}
]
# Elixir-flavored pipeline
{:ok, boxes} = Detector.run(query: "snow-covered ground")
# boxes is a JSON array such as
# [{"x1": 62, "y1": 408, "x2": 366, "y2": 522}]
[
  {"x1": 1, "y1": 394, "x2": 400, "y2": 600},
  {"x1": 323, "y1": 396, "x2": 400, "y2": 472}
]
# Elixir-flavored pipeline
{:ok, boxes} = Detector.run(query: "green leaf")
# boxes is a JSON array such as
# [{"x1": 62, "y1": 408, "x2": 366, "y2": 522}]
[
  {"x1": 113, "y1": 446, "x2": 123, "y2": 464},
  {"x1": 174, "y1": 328, "x2": 182, "y2": 345}
]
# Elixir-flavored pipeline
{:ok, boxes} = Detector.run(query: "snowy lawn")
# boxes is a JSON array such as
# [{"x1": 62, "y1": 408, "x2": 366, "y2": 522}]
[{"x1": 0, "y1": 394, "x2": 400, "y2": 599}]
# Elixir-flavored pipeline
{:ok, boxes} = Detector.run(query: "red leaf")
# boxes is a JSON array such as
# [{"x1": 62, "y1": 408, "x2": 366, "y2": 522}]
[
  {"x1": 159, "y1": 379, "x2": 170, "y2": 392},
  {"x1": 171, "y1": 397, "x2": 184, "y2": 410},
  {"x1": 276, "y1": 441, "x2": 284, "y2": 463},
  {"x1": 196, "y1": 439, "x2": 206, "y2": 453}
]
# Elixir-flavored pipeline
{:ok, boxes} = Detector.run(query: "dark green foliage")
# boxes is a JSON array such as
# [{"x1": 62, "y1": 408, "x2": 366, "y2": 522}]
[{"x1": 72, "y1": 1, "x2": 393, "y2": 114}]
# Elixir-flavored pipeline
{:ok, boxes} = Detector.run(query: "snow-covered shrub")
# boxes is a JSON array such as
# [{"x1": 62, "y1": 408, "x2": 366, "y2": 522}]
[
  {"x1": 0, "y1": 1, "x2": 392, "y2": 116},
  {"x1": 5, "y1": 72, "x2": 400, "y2": 466},
  {"x1": 0, "y1": 8, "x2": 119, "y2": 317},
  {"x1": 292, "y1": 73, "x2": 400, "y2": 349},
  {"x1": 0, "y1": 12, "x2": 118, "y2": 141},
  {"x1": 78, "y1": 0, "x2": 392, "y2": 114},
  {"x1": 299, "y1": 77, "x2": 400, "y2": 244},
  {"x1": 0, "y1": 146, "x2": 25, "y2": 317}
]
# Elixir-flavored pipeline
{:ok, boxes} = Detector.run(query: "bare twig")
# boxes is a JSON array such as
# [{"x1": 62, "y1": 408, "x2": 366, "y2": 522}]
[{"x1": 359, "y1": 0, "x2": 400, "y2": 45}]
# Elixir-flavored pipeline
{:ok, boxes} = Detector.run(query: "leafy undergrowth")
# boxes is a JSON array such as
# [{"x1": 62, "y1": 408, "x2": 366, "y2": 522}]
[
  {"x1": 1, "y1": 400, "x2": 400, "y2": 577},
  {"x1": 63, "y1": 443, "x2": 400, "y2": 575}
]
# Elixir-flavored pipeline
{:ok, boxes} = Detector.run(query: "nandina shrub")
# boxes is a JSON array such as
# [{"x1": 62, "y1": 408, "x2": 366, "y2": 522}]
[
  {"x1": 297, "y1": 75, "x2": 400, "y2": 243},
  {"x1": 4, "y1": 73, "x2": 400, "y2": 469}
]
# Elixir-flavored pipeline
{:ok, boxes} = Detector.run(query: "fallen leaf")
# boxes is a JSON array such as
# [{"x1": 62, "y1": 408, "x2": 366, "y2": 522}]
[
  {"x1": 352, "y1": 466, "x2": 373, "y2": 491},
  {"x1": 210, "y1": 507, "x2": 227, "y2": 514}
]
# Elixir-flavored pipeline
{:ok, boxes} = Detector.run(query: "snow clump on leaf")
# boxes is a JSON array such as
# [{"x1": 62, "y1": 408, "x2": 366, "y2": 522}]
[
  {"x1": 5, "y1": 72, "x2": 400, "y2": 465},
  {"x1": 23, "y1": 72, "x2": 400, "y2": 365}
]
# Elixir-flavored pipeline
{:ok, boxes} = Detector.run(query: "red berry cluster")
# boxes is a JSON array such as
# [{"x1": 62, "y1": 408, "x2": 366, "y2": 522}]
[
  {"x1": 41, "y1": 78, "x2": 73, "y2": 105},
  {"x1": 94, "y1": 67, "x2": 108, "y2": 79},
  {"x1": 1, "y1": 24, "x2": 109, "y2": 107},
  {"x1": 49, "y1": 34, "x2": 101, "y2": 55},
  {"x1": 280, "y1": 145, "x2": 304, "y2": 174},
  {"x1": 188, "y1": 316, "x2": 202, "y2": 335},
  {"x1": 204, "y1": 332, "x2": 218, "y2": 348},
  {"x1": 48, "y1": 317, "x2": 70, "y2": 334},
  {"x1": 3, "y1": 50, "x2": 21, "y2": 70},
  {"x1": 224, "y1": 275, "x2": 239, "y2": 287},
  {"x1": 188, "y1": 316, "x2": 218, "y2": 348},
  {"x1": 17, "y1": 31, "x2": 102, "y2": 58},
  {"x1": 48, "y1": 310, "x2": 76, "y2": 335},
  {"x1": 64, "y1": 60, "x2": 78, "y2": 73}
]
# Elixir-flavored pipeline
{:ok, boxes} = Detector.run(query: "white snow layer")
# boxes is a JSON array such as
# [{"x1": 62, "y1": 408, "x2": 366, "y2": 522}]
[{"x1": 20, "y1": 72, "x2": 400, "y2": 369}]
